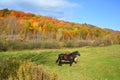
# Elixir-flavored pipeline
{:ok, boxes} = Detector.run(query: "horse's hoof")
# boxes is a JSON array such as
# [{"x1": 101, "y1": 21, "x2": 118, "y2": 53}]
[{"x1": 58, "y1": 64, "x2": 62, "y2": 66}]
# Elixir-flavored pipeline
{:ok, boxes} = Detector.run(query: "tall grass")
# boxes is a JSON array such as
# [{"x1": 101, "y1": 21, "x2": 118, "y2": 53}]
[{"x1": 0, "y1": 57, "x2": 58, "y2": 80}]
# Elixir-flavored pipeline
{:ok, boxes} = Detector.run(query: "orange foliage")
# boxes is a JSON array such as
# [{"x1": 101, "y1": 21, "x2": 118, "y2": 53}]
[{"x1": 0, "y1": 8, "x2": 120, "y2": 44}]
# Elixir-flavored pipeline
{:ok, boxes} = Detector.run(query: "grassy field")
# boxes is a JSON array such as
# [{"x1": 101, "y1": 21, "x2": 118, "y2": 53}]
[{"x1": 0, "y1": 45, "x2": 120, "y2": 80}]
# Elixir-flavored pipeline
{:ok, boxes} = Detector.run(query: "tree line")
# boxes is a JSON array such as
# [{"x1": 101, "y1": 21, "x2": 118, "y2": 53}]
[{"x1": 0, "y1": 8, "x2": 120, "y2": 51}]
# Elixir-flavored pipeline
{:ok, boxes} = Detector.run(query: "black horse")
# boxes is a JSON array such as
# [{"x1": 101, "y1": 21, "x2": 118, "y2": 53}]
[{"x1": 56, "y1": 51, "x2": 80, "y2": 66}]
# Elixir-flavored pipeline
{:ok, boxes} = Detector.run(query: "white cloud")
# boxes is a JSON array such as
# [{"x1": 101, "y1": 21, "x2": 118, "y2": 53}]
[
  {"x1": 0, "y1": 0, "x2": 80, "y2": 21},
  {"x1": 26, "y1": 0, "x2": 77, "y2": 8},
  {"x1": 0, "y1": 0, "x2": 78, "y2": 8}
]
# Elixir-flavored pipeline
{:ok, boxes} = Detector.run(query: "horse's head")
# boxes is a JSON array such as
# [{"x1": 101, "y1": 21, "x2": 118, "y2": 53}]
[
  {"x1": 72, "y1": 51, "x2": 80, "y2": 64},
  {"x1": 70, "y1": 51, "x2": 80, "y2": 57},
  {"x1": 74, "y1": 51, "x2": 80, "y2": 56}
]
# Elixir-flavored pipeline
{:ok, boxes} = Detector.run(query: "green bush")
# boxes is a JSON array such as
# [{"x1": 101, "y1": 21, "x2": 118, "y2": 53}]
[
  {"x1": 40, "y1": 41, "x2": 61, "y2": 49},
  {"x1": 0, "y1": 39, "x2": 116, "y2": 51},
  {"x1": 0, "y1": 40, "x2": 8, "y2": 51},
  {"x1": 5, "y1": 40, "x2": 61, "y2": 50}
]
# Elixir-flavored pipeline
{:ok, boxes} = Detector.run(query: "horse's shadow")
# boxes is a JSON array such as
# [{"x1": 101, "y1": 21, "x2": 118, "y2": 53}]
[{"x1": 61, "y1": 61, "x2": 70, "y2": 65}]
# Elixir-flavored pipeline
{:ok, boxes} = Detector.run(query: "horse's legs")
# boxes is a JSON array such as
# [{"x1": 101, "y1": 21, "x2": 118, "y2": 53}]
[
  {"x1": 56, "y1": 56, "x2": 60, "y2": 63},
  {"x1": 58, "y1": 59, "x2": 62, "y2": 66},
  {"x1": 74, "y1": 57, "x2": 78, "y2": 64},
  {"x1": 70, "y1": 59, "x2": 73, "y2": 66}
]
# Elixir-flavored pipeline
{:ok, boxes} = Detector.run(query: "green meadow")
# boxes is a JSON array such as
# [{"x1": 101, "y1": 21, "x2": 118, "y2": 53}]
[{"x1": 0, "y1": 45, "x2": 120, "y2": 80}]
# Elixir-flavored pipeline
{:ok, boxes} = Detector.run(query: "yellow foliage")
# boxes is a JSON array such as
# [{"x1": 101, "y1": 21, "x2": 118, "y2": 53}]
[{"x1": 16, "y1": 60, "x2": 58, "y2": 80}]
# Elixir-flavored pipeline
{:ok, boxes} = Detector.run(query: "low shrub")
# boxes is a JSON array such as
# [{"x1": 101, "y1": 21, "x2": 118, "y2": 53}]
[
  {"x1": 0, "y1": 57, "x2": 58, "y2": 80},
  {"x1": 0, "y1": 40, "x2": 8, "y2": 51},
  {"x1": 15, "y1": 60, "x2": 58, "y2": 80},
  {"x1": 40, "y1": 41, "x2": 61, "y2": 49},
  {"x1": 0, "y1": 57, "x2": 20, "y2": 80},
  {"x1": 0, "y1": 39, "x2": 117, "y2": 51}
]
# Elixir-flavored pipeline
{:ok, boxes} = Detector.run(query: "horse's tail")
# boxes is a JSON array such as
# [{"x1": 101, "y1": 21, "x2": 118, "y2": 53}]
[{"x1": 56, "y1": 54, "x2": 61, "y2": 63}]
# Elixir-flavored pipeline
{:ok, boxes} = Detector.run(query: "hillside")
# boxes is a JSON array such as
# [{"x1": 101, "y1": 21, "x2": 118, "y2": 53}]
[{"x1": 0, "y1": 8, "x2": 120, "y2": 50}]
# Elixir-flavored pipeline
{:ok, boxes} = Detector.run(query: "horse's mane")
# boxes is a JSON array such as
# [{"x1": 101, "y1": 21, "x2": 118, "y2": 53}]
[
  {"x1": 71, "y1": 51, "x2": 78, "y2": 53},
  {"x1": 70, "y1": 51, "x2": 79, "y2": 55}
]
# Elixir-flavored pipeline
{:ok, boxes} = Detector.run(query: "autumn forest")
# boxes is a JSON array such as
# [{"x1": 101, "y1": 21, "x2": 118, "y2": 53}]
[{"x1": 0, "y1": 8, "x2": 120, "y2": 51}]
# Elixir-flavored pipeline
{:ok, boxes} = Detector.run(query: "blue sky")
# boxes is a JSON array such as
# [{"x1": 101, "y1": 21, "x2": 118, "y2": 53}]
[{"x1": 0, "y1": 0, "x2": 120, "y2": 31}]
